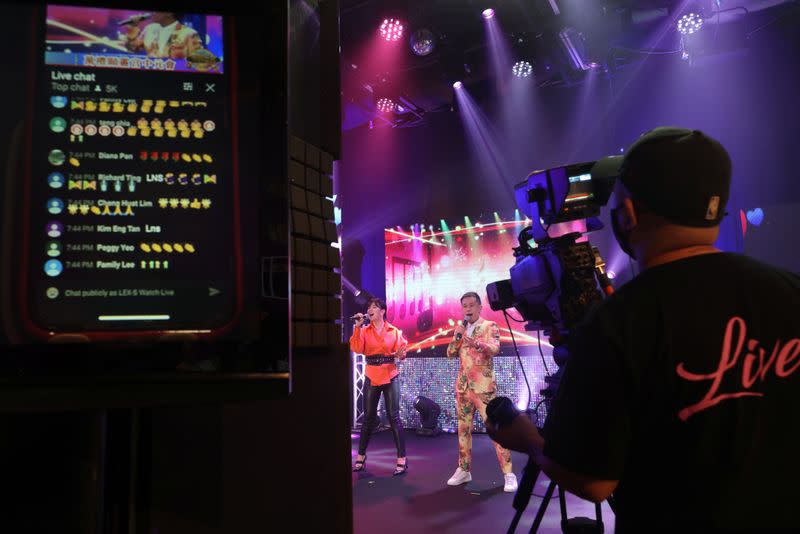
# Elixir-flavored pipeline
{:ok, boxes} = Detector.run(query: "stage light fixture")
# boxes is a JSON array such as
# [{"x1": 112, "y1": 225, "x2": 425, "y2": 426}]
[
  {"x1": 376, "y1": 97, "x2": 395, "y2": 113},
  {"x1": 414, "y1": 395, "x2": 442, "y2": 436},
  {"x1": 452, "y1": 81, "x2": 463, "y2": 89},
  {"x1": 677, "y1": 12, "x2": 704, "y2": 35},
  {"x1": 512, "y1": 60, "x2": 533, "y2": 78},
  {"x1": 410, "y1": 28, "x2": 436, "y2": 56},
  {"x1": 482, "y1": 8, "x2": 495, "y2": 19},
  {"x1": 379, "y1": 18, "x2": 404, "y2": 42}
]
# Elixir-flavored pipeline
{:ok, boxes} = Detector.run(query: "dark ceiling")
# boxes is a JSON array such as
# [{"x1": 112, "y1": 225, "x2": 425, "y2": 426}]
[{"x1": 339, "y1": 0, "x2": 793, "y2": 130}]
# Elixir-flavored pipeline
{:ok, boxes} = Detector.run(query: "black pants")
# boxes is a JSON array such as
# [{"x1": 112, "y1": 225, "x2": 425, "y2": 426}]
[{"x1": 357, "y1": 376, "x2": 406, "y2": 457}]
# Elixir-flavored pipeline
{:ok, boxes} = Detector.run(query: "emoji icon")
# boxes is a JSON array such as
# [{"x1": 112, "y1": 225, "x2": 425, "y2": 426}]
[
  {"x1": 203, "y1": 120, "x2": 216, "y2": 132},
  {"x1": 193, "y1": 130, "x2": 204, "y2": 139},
  {"x1": 191, "y1": 154, "x2": 202, "y2": 163},
  {"x1": 50, "y1": 95, "x2": 68, "y2": 109},
  {"x1": 202, "y1": 154, "x2": 213, "y2": 163},
  {"x1": 172, "y1": 152, "x2": 180, "y2": 161},
  {"x1": 84, "y1": 124, "x2": 97, "y2": 136},
  {"x1": 163, "y1": 243, "x2": 173, "y2": 253},
  {"x1": 191, "y1": 174, "x2": 202, "y2": 185},
  {"x1": 45, "y1": 241, "x2": 61, "y2": 258},
  {"x1": 204, "y1": 174, "x2": 217, "y2": 184},
  {"x1": 99, "y1": 101, "x2": 111, "y2": 112},
  {"x1": 177, "y1": 119, "x2": 188, "y2": 130},
  {"x1": 165, "y1": 174, "x2": 175, "y2": 185},
  {"x1": 174, "y1": 243, "x2": 185, "y2": 253},
  {"x1": 169, "y1": 101, "x2": 180, "y2": 108},
  {"x1": 169, "y1": 198, "x2": 179, "y2": 208},
  {"x1": 68, "y1": 180, "x2": 82, "y2": 190},
  {"x1": 158, "y1": 198, "x2": 168, "y2": 207},
  {"x1": 84, "y1": 180, "x2": 97, "y2": 191},
  {"x1": 124, "y1": 206, "x2": 134, "y2": 216},
  {"x1": 180, "y1": 199, "x2": 190, "y2": 209},
  {"x1": 114, "y1": 181, "x2": 122, "y2": 192},
  {"x1": 167, "y1": 129, "x2": 177, "y2": 138},
  {"x1": 70, "y1": 100, "x2": 84, "y2": 110},
  {"x1": 70, "y1": 124, "x2": 84, "y2": 136},
  {"x1": 178, "y1": 173, "x2": 189, "y2": 185},
  {"x1": 69, "y1": 157, "x2": 80, "y2": 167},
  {"x1": 127, "y1": 126, "x2": 138, "y2": 136},
  {"x1": 102, "y1": 205, "x2": 111, "y2": 215},
  {"x1": 190, "y1": 120, "x2": 202, "y2": 130},
  {"x1": 152, "y1": 244, "x2": 162, "y2": 253},
  {"x1": 48, "y1": 172, "x2": 65, "y2": 189},
  {"x1": 67, "y1": 203, "x2": 78, "y2": 215},
  {"x1": 150, "y1": 151, "x2": 158, "y2": 161},
  {"x1": 185, "y1": 244, "x2": 196, "y2": 253},
  {"x1": 113, "y1": 102, "x2": 125, "y2": 112},
  {"x1": 46, "y1": 287, "x2": 59, "y2": 299},
  {"x1": 189, "y1": 198, "x2": 201, "y2": 209},
  {"x1": 180, "y1": 130, "x2": 191, "y2": 139},
  {"x1": 90, "y1": 205, "x2": 101, "y2": 215},
  {"x1": 161, "y1": 152, "x2": 170, "y2": 161},
  {"x1": 140, "y1": 151, "x2": 149, "y2": 160},
  {"x1": 112, "y1": 125, "x2": 125, "y2": 137},
  {"x1": 47, "y1": 198, "x2": 63, "y2": 214},
  {"x1": 85, "y1": 101, "x2": 97, "y2": 112},
  {"x1": 80, "y1": 205, "x2": 91, "y2": 215},
  {"x1": 140, "y1": 128, "x2": 151, "y2": 137},
  {"x1": 127, "y1": 103, "x2": 138, "y2": 113},
  {"x1": 201, "y1": 199, "x2": 211, "y2": 209},
  {"x1": 164, "y1": 119, "x2": 175, "y2": 129},
  {"x1": 46, "y1": 221, "x2": 63, "y2": 238},
  {"x1": 48, "y1": 149, "x2": 66, "y2": 166},
  {"x1": 44, "y1": 259, "x2": 63, "y2": 277},
  {"x1": 140, "y1": 243, "x2": 152, "y2": 252},
  {"x1": 181, "y1": 153, "x2": 192, "y2": 163},
  {"x1": 150, "y1": 119, "x2": 162, "y2": 129},
  {"x1": 98, "y1": 125, "x2": 111, "y2": 136},
  {"x1": 154, "y1": 129, "x2": 164, "y2": 137},
  {"x1": 50, "y1": 117, "x2": 67, "y2": 133}
]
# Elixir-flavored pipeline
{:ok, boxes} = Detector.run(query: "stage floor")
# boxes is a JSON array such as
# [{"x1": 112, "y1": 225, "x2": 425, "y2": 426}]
[{"x1": 353, "y1": 430, "x2": 615, "y2": 534}]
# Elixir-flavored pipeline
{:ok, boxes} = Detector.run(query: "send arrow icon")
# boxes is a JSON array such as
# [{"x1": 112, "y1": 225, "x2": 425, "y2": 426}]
[{"x1": 209, "y1": 287, "x2": 221, "y2": 297}]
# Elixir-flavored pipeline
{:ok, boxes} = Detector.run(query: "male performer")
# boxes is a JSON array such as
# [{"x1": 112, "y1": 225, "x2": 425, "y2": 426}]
[
  {"x1": 446, "y1": 292, "x2": 517, "y2": 492},
  {"x1": 122, "y1": 12, "x2": 203, "y2": 59}
]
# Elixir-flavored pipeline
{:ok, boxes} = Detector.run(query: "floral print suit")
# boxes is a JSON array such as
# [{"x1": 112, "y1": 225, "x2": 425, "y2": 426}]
[{"x1": 447, "y1": 318, "x2": 512, "y2": 474}]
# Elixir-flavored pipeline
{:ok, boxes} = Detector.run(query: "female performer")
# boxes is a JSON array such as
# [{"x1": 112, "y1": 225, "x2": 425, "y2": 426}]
[{"x1": 350, "y1": 298, "x2": 408, "y2": 475}]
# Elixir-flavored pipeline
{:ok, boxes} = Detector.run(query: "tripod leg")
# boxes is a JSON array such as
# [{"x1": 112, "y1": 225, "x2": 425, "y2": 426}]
[
  {"x1": 595, "y1": 502, "x2": 604, "y2": 533},
  {"x1": 529, "y1": 480, "x2": 557, "y2": 534},
  {"x1": 508, "y1": 461, "x2": 541, "y2": 534}
]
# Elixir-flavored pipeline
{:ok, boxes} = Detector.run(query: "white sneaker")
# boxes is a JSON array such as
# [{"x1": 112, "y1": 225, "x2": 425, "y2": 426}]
[
  {"x1": 447, "y1": 467, "x2": 472, "y2": 486},
  {"x1": 504, "y1": 473, "x2": 519, "y2": 493}
]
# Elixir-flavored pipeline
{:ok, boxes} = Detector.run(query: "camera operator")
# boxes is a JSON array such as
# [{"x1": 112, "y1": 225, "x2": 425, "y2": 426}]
[{"x1": 486, "y1": 127, "x2": 800, "y2": 532}]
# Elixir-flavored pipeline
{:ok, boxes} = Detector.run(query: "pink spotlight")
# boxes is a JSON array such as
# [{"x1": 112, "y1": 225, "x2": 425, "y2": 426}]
[
  {"x1": 379, "y1": 18, "x2": 404, "y2": 42},
  {"x1": 376, "y1": 97, "x2": 395, "y2": 113},
  {"x1": 482, "y1": 8, "x2": 495, "y2": 19},
  {"x1": 452, "y1": 81, "x2": 463, "y2": 89}
]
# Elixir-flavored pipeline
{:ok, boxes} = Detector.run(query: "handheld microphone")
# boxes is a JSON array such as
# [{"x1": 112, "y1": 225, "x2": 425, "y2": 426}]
[
  {"x1": 351, "y1": 313, "x2": 370, "y2": 326},
  {"x1": 455, "y1": 315, "x2": 470, "y2": 341},
  {"x1": 119, "y1": 13, "x2": 151, "y2": 25}
]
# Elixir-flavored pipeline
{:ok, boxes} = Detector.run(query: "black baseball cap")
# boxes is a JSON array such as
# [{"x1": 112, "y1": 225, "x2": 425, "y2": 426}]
[{"x1": 591, "y1": 127, "x2": 732, "y2": 227}]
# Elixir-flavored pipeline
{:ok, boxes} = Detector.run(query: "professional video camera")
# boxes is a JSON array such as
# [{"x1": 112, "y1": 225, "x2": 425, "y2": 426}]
[
  {"x1": 485, "y1": 161, "x2": 619, "y2": 533},
  {"x1": 486, "y1": 161, "x2": 617, "y2": 397}
]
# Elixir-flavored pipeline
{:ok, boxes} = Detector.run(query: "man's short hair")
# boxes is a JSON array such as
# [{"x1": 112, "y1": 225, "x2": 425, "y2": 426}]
[
  {"x1": 460, "y1": 292, "x2": 481, "y2": 305},
  {"x1": 366, "y1": 297, "x2": 387, "y2": 311}
]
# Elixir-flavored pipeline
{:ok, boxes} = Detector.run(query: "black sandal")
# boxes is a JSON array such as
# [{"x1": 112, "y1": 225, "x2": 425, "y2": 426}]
[
  {"x1": 353, "y1": 455, "x2": 367, "y2": 472},
  {"x1": 393, "y1": 459, "x2": 408, "y2": 476}
]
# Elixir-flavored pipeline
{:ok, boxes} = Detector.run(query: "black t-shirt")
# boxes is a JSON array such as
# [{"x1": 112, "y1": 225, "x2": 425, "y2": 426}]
[{"x1": 543, "y1": 253, "x2": 800, "y2": 533}]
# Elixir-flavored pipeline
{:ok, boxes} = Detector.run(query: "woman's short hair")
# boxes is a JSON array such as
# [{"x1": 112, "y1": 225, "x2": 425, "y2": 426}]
[{"x1": 366, "y1": 297, "x2": 387, "y2": 311}]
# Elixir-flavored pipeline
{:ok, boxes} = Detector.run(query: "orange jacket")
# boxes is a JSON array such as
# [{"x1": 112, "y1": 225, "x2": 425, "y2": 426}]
[{"x1": 350, "y1": 322, "x2": 407, "y2": 386}]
